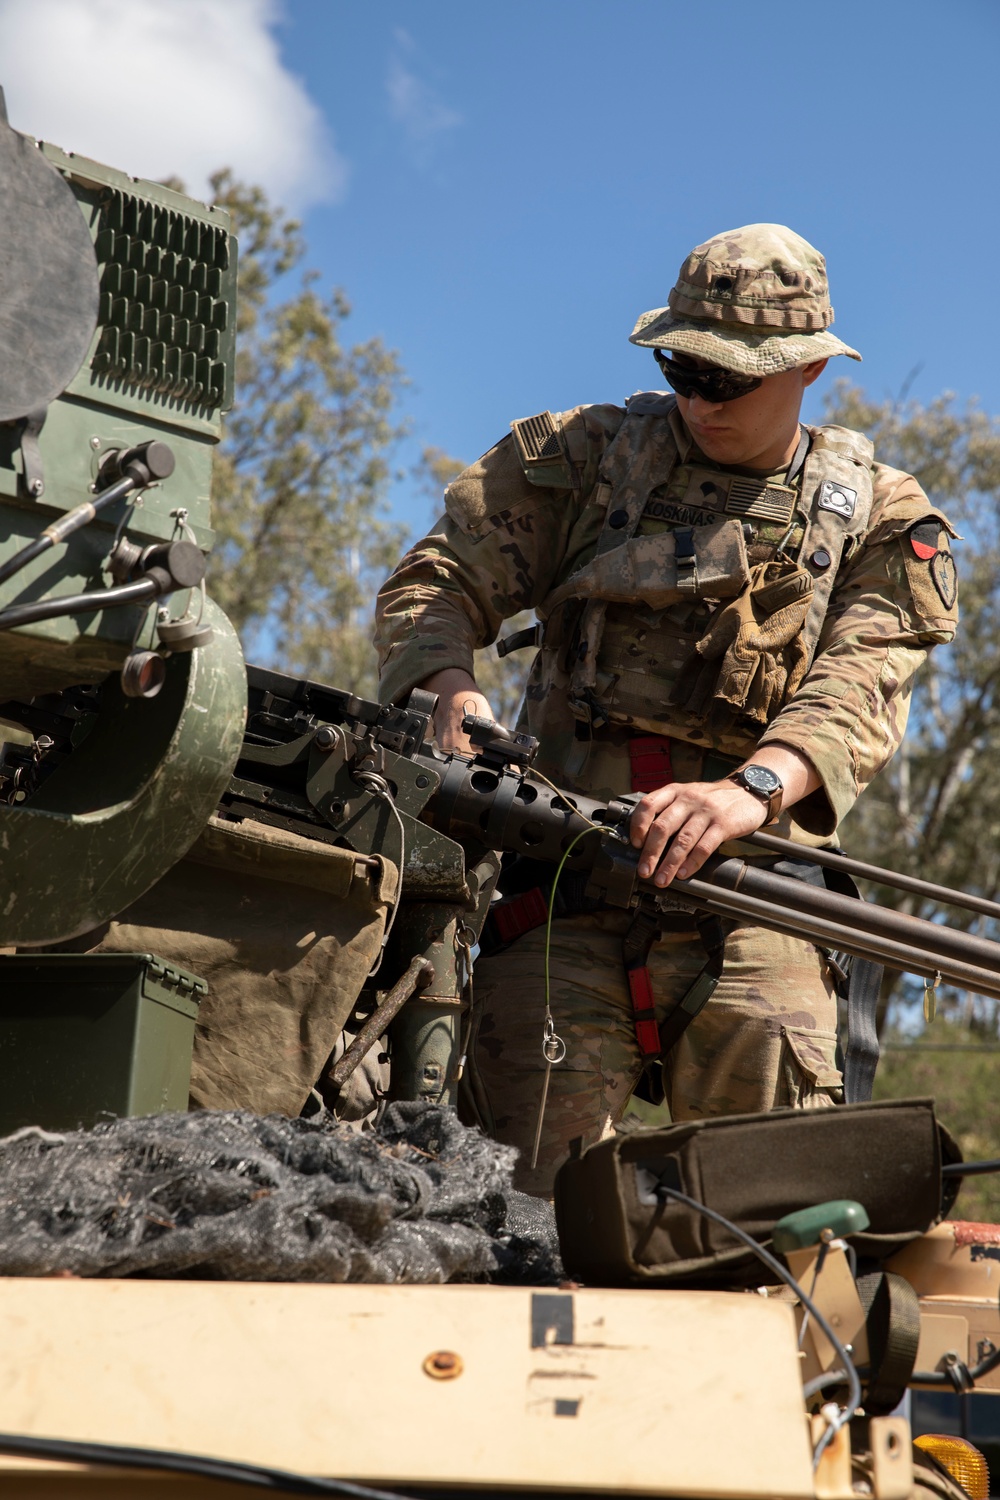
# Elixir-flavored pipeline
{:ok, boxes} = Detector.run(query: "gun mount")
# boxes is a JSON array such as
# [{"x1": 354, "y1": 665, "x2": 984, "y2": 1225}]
[{"x1": 0, "y1": 93, "x2": 246, "y2": 945}]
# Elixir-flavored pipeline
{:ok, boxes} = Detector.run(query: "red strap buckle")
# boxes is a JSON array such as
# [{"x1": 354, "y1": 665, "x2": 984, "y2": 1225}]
[
  {"x1": 629, "y1": 735, "x2": 673, "y2": 794},
  {"x1": 627, "y1": 965, "x2": 662, "y2": 1057}
]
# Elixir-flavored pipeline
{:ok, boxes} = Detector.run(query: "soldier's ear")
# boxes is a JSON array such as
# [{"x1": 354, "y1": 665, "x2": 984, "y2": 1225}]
[{"x1": 799, "y1": 358, "x2": 829, "y2": 389}]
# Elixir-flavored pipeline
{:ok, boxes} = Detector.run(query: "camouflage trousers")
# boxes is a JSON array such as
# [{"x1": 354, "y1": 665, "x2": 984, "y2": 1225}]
[{"x1": 467, "y1": 912, "x2": 842, "y2": 1196}]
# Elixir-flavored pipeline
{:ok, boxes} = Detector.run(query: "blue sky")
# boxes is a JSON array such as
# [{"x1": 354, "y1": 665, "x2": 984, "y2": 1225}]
[
  {"x1": 276, "y1": 0, "x2": 1000, "y2": 531},
  {"x1": 3, "y1": 0, "x2": 998, "y2": 534}
]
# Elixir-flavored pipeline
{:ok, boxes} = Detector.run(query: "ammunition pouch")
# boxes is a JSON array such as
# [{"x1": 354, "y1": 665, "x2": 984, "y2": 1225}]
[
  {"x1": 671, "y1": 557, "x2": 815, "y2": 729},
  {"x1": 554, "y1": 1097, "x2": 962, "y2": 1288},
  {"x1": 544, "y1": 517, "x2": 750, "y2": 613}
]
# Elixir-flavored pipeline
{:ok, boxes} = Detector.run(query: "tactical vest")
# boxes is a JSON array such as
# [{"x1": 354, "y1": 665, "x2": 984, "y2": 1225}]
[{"x1": 528, "y1": 394, "x2": 874, "y2": 759}]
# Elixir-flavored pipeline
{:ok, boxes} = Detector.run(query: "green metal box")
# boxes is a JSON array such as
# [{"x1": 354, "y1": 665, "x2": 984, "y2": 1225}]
[{"x1": 0, "y1": 952, "x2": 206, "y2": 1133}]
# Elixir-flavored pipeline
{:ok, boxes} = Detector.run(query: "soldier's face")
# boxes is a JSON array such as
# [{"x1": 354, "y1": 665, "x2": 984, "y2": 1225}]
[{"x1": 672, "y1": 355, "x2": 827, "y2": 469}]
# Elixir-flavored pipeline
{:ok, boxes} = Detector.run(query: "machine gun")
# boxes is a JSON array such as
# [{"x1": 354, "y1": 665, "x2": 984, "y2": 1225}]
[{"x1": 212, "y1": 663, "x2": 1000, "y2": 1108}]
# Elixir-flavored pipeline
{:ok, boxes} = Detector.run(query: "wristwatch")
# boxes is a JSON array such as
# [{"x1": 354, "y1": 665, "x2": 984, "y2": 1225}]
[{"x1": 728, "y1": 764, "x2": 784, "y2": 825}]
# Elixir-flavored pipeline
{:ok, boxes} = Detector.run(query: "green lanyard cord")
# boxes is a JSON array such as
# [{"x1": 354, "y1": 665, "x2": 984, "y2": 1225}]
[
  {"x1": 543, "y1": 826, "x2": 603, "y2": 1025},
  {"x1": 530, "y1": 823, "x2": 605, "y2": 1172}
]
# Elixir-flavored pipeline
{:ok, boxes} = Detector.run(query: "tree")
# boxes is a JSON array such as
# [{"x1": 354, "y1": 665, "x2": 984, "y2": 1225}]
[
  {"x1": 208, "y1": 173, "x2": 409, "y2": 697},
  {"x1": 825, "y1": 380, "x2": 1000, "y2": 1034}
]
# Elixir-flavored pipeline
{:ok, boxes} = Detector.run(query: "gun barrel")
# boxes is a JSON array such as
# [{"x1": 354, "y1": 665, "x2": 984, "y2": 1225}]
[
  {"x1": 420, "y1": 753, "x2": 1000, "y2": 1000},
  {"x1": 711, "y1": 859, "x2": 1000, "y2": 976},
  {"x1": 747, "y1": 829, "x2": 1000, "y2": 924},
  {"x1": 674, "y1": 873, "x2": 1000, "y2": 1002}
]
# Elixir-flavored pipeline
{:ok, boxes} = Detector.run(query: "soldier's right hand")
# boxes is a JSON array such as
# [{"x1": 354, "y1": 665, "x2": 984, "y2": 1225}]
[{"x1": 418, "y1": 668, "x2": 496, "y2": 754}]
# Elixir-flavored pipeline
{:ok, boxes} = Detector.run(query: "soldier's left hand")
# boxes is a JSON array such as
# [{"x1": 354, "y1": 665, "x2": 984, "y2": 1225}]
[
  {"x1": 629, "y1": 780, "x2": 769, "y2": 886},
  {"x1": 628, "y1": 743, "x2": 821, "y2": 886}
]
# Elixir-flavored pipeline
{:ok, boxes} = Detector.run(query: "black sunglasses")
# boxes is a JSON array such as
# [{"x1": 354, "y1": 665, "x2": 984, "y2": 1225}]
[{"x1": 654, "y1": 349, "x2": 762, "y2": 403}]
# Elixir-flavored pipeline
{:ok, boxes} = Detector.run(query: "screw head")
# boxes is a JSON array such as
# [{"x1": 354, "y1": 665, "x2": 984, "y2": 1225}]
[
  {"x1": 90, "y1": 436, "x2": 101, "y2": 449},
  {"x1": 314, "y1": 724, "x2": 339, "y2": 751}
]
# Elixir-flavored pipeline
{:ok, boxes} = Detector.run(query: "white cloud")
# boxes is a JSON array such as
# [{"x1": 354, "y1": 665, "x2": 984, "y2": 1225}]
[
  {"x1": 387, "y1": 28, "x2": 461, "y2": 167},
  {"x1": 0, "y1": 0, "x2": 345, "y2": 210}
]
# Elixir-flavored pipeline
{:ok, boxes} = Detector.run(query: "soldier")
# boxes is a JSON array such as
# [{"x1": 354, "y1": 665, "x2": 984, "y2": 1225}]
[{"x1": 375, "y1": 224, "x2": 959, "y2": 1195}]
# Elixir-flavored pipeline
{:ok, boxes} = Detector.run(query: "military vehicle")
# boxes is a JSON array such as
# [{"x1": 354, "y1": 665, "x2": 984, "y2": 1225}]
[{"x1": 0, "y1": 90, "x2": 998, "y2": 1500}]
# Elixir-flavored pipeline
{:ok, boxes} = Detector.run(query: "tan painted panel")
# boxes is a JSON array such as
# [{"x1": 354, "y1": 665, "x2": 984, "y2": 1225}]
[
  {"x1": 913, "y1": 1304, "x2": 1000, "y2": 1392},
  {"x1": 0, "y1": 1280, "x2": 815, "y2": 1498}
]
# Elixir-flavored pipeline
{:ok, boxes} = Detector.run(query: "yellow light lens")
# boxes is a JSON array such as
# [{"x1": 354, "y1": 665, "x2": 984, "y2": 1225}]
[{"x1": 914, "y1": 1434, "x2": 990, "y2": 1500}]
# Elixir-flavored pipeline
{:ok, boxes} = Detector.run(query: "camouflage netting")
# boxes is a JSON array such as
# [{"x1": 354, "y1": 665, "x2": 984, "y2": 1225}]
[{"x1": 0, "y1": 1103, "x2": 562, "y2": 1284}]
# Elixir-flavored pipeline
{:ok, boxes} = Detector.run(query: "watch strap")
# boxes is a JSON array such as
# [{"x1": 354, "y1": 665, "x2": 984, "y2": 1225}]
[{"x1": 728, "y1": 765, "x2": 783, "y2": 825}]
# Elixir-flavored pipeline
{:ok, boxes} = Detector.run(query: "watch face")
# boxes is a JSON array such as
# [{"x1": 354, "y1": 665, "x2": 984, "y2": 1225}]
[{"x1": 742, "y1": 766, "x2": 781, "y2": 795}]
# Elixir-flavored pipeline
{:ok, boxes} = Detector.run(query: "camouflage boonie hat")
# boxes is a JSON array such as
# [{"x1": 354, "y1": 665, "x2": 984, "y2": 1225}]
[{"x1": 629, "y1": 224, "x2": 862, "y2": 376}]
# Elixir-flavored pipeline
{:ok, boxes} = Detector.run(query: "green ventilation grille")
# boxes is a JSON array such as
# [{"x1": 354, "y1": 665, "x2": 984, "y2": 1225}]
[{"x1": 90, "y1": 189, "x2": 236, "y2": 412}]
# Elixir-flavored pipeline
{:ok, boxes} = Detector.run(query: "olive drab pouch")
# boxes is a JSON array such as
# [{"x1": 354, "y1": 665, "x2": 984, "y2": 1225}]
[
  {"x1": 59, "y1": 816, "x2": 398, "y2": 1119},
  {"x1": 543, "y1": 515, "x2": 750, "y2": 612},
  {"x1": 671, "y1": 556, "x2": 814, "y2": 728},
  {"x1": 553, "y1": 1097, "x2": 962, "y2": 1288}
]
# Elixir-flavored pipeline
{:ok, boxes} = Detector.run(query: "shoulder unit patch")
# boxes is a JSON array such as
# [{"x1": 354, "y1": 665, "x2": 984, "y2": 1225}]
[
  {"x1": 930, "y1": 550, "x2": 958, "y2": 609},
  {"x1": 908, "y1": 520, "x2": 940, "y2": 560}
]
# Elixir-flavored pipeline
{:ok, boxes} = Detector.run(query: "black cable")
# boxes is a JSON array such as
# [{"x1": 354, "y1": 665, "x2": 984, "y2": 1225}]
[
  {"x1": 653, "y1": 1181, "x2": 861, "y2": 1468},
  {"x1": 0, "y1": 474, "x2": 137, "y2": 589},
  {"x1": 942, "y1": 1158, "x2": 1000, "y2": 1177},
  {"x1": 0, "y1": 1431, "x2": 415, "y2": 1499},
  {"x1": 0, "y1": 575, "x2": 161, "y2": 633},
  {"x1": 912, "y1": 1342, "x2": 1000, "y2": 1388}
]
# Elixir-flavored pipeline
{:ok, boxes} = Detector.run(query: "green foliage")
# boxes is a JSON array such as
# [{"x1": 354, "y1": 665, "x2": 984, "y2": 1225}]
[
  {"x1": 873, "y1": 1029, "x2": 1000, "y2": 1222},
  {"x1": 208, "y1": 172, "x2": 409, "y2": 696},
  {"x1": 826, "y1": 381, "x2": 1000, "y2": 1034}
]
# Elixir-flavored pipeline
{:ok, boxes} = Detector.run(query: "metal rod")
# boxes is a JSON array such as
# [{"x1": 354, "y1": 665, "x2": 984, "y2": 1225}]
[
  {"x1": 0, "y1": 575, "x2": 159, "y2": 633},
  {"x1": 747, "y1": 829, "x2": 1000, "y2": 924},
  {"x1": 326, "y1": 956, "x2": 434, "y2": 1092},
  {"x1": 670, "y1": 876, "x2": 1000, "y2": 1001},
  {"x1": 0, "y1": 474, "x2": 138, "y2": 590}
]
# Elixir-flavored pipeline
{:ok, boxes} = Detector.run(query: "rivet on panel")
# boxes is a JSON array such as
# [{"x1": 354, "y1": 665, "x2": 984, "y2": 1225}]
[{"x1": 423, "y1": 1350, "x2": 463, "y2": 1380}]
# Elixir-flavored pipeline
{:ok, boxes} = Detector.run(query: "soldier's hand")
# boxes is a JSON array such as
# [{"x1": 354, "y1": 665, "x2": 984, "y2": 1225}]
[
  {"x1": 630, "y1": 779, "x2": 769, "y2": 887},
  {"x1": 629, "y1": 743, "x2": 822, "y2": 886},
  {"x1": 418, "y1": 668, "x2": 496, "y2": 754}
]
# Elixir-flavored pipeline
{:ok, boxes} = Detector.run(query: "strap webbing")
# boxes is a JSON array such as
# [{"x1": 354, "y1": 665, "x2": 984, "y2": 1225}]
[
  {"x1": 496, "y1": 623, "x2": 543, "y2": 658},
  {"x1": 844, "y1": 957, "x2": 883, "y2": 1103},
  {"x1": 856, "y1": 1270, "x2": 922, "y2": 1415},
  {"x1": 628, "y1": 735, "x2": 673, "y2": 794},
  {"x1": 821, "y1": 857, "x2": 883, "y2": 1103},
  {"x1": 489, "y1": 887, "x2": 549, "y2": 946},
  {"x1": 657, "y1": 915, "x2": 728, "y2": 1055},
  {"x1": 623, "y1": 909, "x2": 729, "y2": 1061},
  {"x1": 626, "y1": 965, "x2": 662, "y2": 1058}
]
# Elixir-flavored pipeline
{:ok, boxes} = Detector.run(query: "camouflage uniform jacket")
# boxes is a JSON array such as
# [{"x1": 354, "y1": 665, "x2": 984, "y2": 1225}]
[{"x1": 375, "y1": 397, "x2": 958, "y2": 841}]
